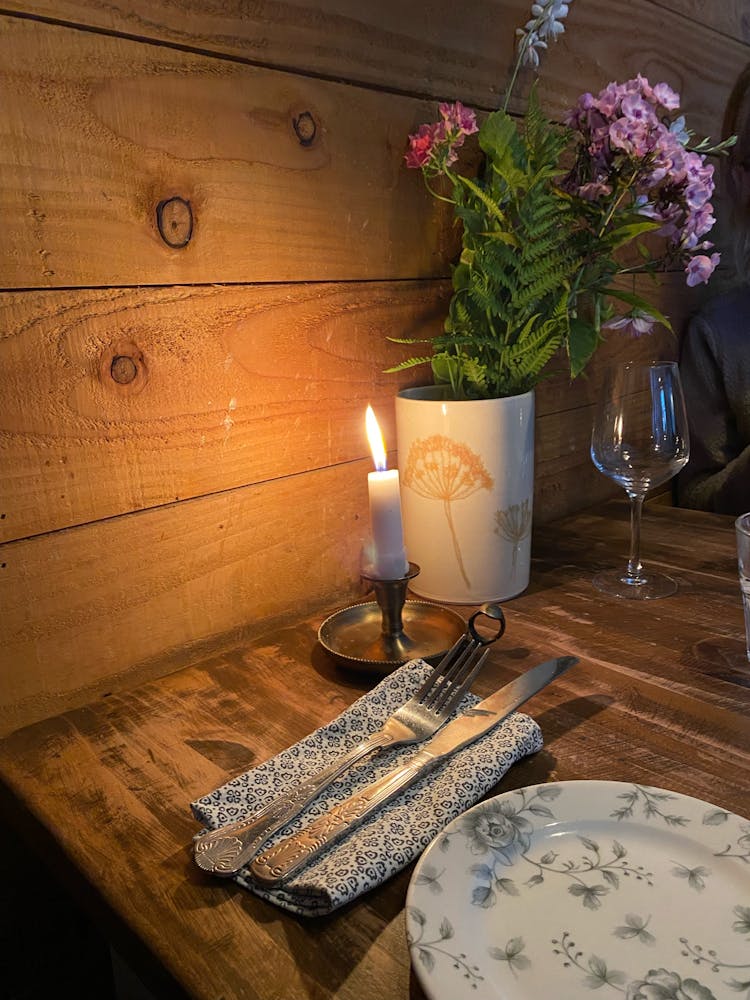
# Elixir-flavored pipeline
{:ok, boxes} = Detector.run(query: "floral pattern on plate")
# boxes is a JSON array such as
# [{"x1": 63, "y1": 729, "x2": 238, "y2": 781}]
[{"x1": 406, "y1": 781, "x2": 750, "y2": 1000}]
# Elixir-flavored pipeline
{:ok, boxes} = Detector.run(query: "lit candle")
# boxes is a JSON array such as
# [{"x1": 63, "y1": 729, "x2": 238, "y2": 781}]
[{"x1": 365, "y1": 405, "x2": 408, "y2": 580}]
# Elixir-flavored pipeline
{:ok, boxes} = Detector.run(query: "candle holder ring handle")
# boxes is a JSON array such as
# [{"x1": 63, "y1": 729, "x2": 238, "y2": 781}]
[{"x1": 468, "y1": 603, "x2": 506, "y2": 646}]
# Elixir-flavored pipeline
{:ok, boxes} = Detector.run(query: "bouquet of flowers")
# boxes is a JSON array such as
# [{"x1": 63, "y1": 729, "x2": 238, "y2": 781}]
[{"x1": 393, "y1": 0, "x2": 734, "y2": 399}]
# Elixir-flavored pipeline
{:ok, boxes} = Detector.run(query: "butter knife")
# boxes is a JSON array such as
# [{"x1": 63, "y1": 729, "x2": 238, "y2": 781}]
[{"x1": 250, "y1": 654, "x2": 578, "y2": 887}]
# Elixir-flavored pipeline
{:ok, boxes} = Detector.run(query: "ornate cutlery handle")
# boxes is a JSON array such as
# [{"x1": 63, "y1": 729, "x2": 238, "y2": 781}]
[
  {"x1": 250, "y1": 748, "x2": 438, "y2": 887},
  {"x1": 193, "y1": 728, "x2": 400, "y2": 877}
]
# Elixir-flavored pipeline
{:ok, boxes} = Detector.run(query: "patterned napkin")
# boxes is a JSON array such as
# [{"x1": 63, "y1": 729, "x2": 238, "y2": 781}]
[{"x1": 191, "y1": 658, "x2": 543, "y2": 916}]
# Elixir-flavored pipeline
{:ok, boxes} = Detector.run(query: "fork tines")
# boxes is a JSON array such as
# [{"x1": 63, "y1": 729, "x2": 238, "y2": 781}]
[{"x1": 416, "y1": 635, "x2": 490, "y2": 716}]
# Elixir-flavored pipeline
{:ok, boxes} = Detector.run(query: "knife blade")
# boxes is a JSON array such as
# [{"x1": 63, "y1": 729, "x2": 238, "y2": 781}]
[{"x1": 250, "y1": 654, "x2": 578, "y2": 888}]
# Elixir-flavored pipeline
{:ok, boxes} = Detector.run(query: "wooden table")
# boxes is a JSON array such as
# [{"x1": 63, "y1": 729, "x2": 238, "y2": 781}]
[{"x1": 1, "y1": 501, "x2": 748, "y2": 1000}]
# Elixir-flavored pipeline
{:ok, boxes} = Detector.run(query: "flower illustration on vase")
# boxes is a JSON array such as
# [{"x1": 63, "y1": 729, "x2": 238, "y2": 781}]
[
  {"x1": 403, "y1": 434, "x2": 493, "y2": 588},
  {"x1": 494, "y1": 499, "x2": 532, "y2": 574}
]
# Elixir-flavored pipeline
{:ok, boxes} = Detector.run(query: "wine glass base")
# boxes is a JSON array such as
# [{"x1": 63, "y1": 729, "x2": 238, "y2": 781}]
[{"x1": 592, "y1": 569, "x2": 678, "y2": 600}]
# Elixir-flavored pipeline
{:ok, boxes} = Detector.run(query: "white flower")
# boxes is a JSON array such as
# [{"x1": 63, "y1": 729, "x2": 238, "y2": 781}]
[
  {"x1": 533, "y1": 1, "x2": 570, "y2": 37},
  {"x1": 518, "y1": 29, "x2": 547, "y2": 67},
  {"x1": 517, "y1": 0, "x2": 571, "y2": 68}
]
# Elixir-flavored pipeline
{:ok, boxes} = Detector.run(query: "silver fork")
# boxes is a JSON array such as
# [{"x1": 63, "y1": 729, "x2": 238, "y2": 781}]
[{"x1": 193, "y1": 605, "x2": 504, "y2": 877}]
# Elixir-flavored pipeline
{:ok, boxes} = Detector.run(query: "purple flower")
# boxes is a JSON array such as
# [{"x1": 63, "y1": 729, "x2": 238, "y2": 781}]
[
  {"x1": 609, "y1": 118, "x2": 652, "y2": 157},
  {"x1": 685, "y1": 252, "x2": 721, "y2": 287},
  {"x1": 652, "y1": 81, "x2": 681, "y2": 110},
  {"x1": 595, "y1": 81, "x2": 624, "y2": 117},
  {"x1": 621, "y1": 93, "x2": 656, "y2": 125},
  {"x1": 604, "y1": 311, "x2": 656, "y2": 337}
]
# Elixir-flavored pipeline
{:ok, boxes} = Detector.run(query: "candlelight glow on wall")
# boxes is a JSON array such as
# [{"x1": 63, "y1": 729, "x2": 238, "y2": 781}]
[{"x1": 364, "y1": 405, "x2": 408, "y2": 579}]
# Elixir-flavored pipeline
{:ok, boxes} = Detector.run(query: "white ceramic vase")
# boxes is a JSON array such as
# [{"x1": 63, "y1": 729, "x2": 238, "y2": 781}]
[{"x1": 395, "y1": 386, "x2": 534, "y2": 604}]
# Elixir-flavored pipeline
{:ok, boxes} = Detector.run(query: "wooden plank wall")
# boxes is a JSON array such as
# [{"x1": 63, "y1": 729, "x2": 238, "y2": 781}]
[{"x1": 1, "y1": 0, "x2": 747, "y2": 734}]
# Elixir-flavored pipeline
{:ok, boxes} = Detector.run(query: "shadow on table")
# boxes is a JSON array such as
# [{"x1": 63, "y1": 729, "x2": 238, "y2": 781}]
[{"x1": 689, "y1": 636, "x2": 750, "y2": 688}]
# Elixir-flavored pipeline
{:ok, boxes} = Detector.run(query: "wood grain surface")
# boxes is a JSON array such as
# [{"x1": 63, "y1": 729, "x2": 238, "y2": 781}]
[
  {"x1": 0, "y1": 0, "x2": 745, "y2": 120},
  {"x1": 0, "y1": 276, "x2": 677, "y2": 545},
  {"x1": 2, "y1": 4, "x2": 743, "y2": 290},
  {"x1": 0, "y1": 281, "x2": 446, "y2": 542},
  {"x1": 0, "y1": 502, "x2": 747, "y2": 1000},
  {"x1": 0, "y1": 460, "x2": 374, "y2": 737},
  {"x1": 0, "y1": 13, "x2": 457, "y2": 290},
  {"x1": 0, "y1": 0, "x2": 743, "y2": 755}
]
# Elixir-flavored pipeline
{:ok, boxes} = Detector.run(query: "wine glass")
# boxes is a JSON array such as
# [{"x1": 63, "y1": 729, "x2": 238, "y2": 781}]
[{"x1": 590, "y1": 361, "x2": 690, "y2": 599}]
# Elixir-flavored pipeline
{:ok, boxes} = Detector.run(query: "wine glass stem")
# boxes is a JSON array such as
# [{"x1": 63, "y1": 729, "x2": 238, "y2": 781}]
[{"x1": 626, "y1": 492, "x2": 645, "y2": 584}]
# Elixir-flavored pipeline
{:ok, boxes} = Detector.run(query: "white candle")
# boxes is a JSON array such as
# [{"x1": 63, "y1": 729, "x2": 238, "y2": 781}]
[{"x1": 365, "y1": 405, "x2": 408, "y2": 579}]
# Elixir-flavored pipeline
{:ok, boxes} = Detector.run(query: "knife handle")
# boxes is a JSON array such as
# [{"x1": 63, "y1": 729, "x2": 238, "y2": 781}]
[
  {"x1": 251, "y1": 748, "x2": 438, "y2": 887},
  {"x1": 193, "y1": 728, "x2": 400, "y2": 877}
]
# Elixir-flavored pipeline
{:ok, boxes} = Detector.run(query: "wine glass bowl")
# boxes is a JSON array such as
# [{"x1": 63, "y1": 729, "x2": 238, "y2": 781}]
[{"x1": 591, "y1": 362, "x2": 689, "y2": 599}]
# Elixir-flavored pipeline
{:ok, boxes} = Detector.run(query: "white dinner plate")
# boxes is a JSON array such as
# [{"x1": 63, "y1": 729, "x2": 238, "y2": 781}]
[{"x1": 406, "y1": 780, "x2": 750, "y2": 1000}]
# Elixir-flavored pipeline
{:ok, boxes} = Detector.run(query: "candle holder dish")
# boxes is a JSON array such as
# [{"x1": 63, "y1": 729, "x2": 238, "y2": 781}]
[{"x1": 318, "y1": 563, "x2": 467, "y2": 673}]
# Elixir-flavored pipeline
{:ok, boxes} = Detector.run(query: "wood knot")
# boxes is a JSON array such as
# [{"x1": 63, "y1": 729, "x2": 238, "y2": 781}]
[
  {"x1": 156, "y1": 196, "x2": 193, "y2": 248},
  {"x1": 110, "y1": 355, "x2": 138, "y2": 384},
  {"x1": 292, "y1": 111, "x2": 317, "y2": 147},
  {"x1": 100, "y1": 340, "x2": 148, "y2": 394}
]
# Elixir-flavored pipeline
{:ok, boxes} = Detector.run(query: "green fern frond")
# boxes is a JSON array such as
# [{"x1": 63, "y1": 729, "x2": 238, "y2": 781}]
[
  {"x1": 513, "y1": 267, "x2": 571, "y2": 312},
  {"x1": 523, "y1": 233, "x2": 571, "y2": 263},
  {"x1": 503, "y1": 322, "x2": 564, "y2": 380},
  {"x1": 458, "y1": 175, "x2": 507, "y2": 226},
  {"x1": 383, "y1": 355, "x2": 433, "y2": 373}
]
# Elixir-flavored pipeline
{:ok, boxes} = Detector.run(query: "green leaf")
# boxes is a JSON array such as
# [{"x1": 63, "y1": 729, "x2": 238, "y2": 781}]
[
  {"x1": 431, "y1": 354, "x2": 457, "y2": 385},
  {"x1": 479, "y1": 112, "x2": 528, "y2": 190},
  {"x1": 568, "y1": 317, "x2": 600, "y2": 378},
  {"x1": 479, "y1": 110, "x2": 523, "y2": 160},
  {"x1": 605, "y1": 219, "x2": 661, "y2": 248},
  {"x1": 452, "y1": 261, "x2": 472, "y2": 291}
]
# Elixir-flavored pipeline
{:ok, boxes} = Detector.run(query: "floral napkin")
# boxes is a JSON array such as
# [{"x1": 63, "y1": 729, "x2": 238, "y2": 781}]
[{"x1": 191, "y1": 658, "x2": 543, "y2": 917}]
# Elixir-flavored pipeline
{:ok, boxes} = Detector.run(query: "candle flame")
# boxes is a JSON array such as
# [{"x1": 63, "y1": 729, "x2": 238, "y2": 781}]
[{"x1": 365, "y1": 405, "x2": 387, "y2": 472}]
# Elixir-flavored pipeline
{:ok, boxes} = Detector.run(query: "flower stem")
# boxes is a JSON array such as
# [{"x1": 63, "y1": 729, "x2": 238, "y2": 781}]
[
  {"x1": 597, "y1": 167, "x2": 640, "y2": 239},
  {"x1": 443, "y1": 499, "x2": 471, "y2": 588}
]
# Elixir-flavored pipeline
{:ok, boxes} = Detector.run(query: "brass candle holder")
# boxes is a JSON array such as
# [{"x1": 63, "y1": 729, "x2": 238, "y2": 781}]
[{"x1": 318, "y1": 562, "x2": 466, "y2": 673}]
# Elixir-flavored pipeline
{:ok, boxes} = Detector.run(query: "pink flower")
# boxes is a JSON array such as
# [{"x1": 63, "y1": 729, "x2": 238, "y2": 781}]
[
  {"x1": 405, "y1": 102, "x2": 479, "y2": 174},
  {"x1": 439, "y1": 101, "x2": 479, "y2": 136},
  {"x1": 685, "y1": 252, "x2": 721, "y2": 287},
  {"x1": 404, "y1": 124, "x2": 439, "y2": 168}
]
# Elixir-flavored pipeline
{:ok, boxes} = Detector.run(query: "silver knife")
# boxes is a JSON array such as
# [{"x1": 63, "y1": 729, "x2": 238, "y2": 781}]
[{"x1": 250, "y1": 654, "x2": 578, "y2": 887}]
